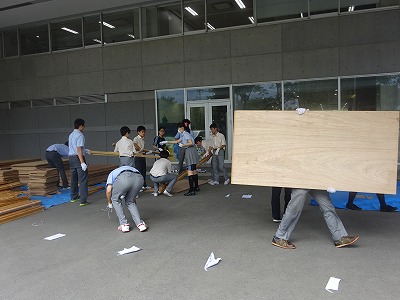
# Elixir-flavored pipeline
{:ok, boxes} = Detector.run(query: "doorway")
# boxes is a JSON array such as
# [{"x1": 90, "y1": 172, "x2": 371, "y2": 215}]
[{"x1": 186, "y1": 100, "x2": 232, "y2": 161}]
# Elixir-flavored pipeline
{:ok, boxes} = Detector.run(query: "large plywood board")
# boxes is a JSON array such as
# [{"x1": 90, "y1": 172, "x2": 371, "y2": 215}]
[{"x1": 231, "y1": 111, "x2": 399, "y2": 194}]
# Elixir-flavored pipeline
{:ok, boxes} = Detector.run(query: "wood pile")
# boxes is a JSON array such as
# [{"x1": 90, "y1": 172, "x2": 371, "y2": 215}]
[
  {"x1": 11, "y1": 160, "x2": 69, "y2": 185},
  {"x1": 0, "y1": 158, "x2": 40, "y2": 170},
  {"x1": 83, "y1": 164, "x2": 118, "y2": 186},
  {"x1": 28, "y1": 168, "x2": 60, "y2": 196},
  {"x1": 0, "y1": 182, "x2": 44, "y2": 225},
  {"x1": 0, "y1": 170, "x2": 19, "y2": 183}
]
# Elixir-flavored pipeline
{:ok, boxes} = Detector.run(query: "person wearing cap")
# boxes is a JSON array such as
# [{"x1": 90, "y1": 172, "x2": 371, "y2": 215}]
[
  {"x1": 45, "y1": 142, "x2": 69, "y2": 188},
  {"x1": 106, "y1": 166, "x2": 148, "y2": 233}
]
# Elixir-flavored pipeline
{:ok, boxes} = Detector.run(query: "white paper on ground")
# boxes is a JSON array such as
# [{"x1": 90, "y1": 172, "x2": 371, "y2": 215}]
[
  {"x1": 225, "y1": 194, "x2": 230, "y2": 198},
  {"x1": 325, "y1": 277, "x2": 341, "y2": 293},
  {"x1": 204, "y1": 252, "x2": 222, "y2": 271},
  {"x1": 44, "y1": 233, "x2": 66, "y2": 240},
  {"x1": 117, "y1": 246, "x2": 141, "y2": 256},
  {"x1": 242, "y1": 194, "x2": 252, "y2": 199}
]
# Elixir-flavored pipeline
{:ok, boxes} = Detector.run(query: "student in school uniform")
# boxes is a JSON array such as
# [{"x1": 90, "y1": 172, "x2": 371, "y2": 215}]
[
  {"x1": 149, "y1": 150, "x2": 177, "y2": 197},
  {"x1": 208, "y1": 123, "x2": 230, "y2": 186},
  {"x1": 133, "y1": 125, "x2": 151, "y2": 190},
  {"x1": 153, "y1": 127, "x2": 167, "y2": 151},
  {"x1": 114, "y1": 126, "x2": 134, "y2": 167}
]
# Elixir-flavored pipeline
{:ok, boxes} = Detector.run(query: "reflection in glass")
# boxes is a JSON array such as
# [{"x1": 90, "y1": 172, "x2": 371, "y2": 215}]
[
  {"x1": 187, "y1": 87, "x2": 230, "y2": 101},
  {"x1": 84, "y1": 15, "x2": 101, "y2": 46},
  {"x1": 310, "y1": 0, "x2": 338, "y2": 16},
  {"x1": 190, "y1": 107, "x2": 206, "y2": 138},
  {"x1": 51, "y1": 18, "x2": 83, "y2": 51},
  {"x1": 19, "y1": 24, "x2": 49, "y2": 55},
  {"x1": 341, "y1": 75, "x2": 400, "y2": 111},
  {"x1": 340, "y1": 0, "x2": 399, "y2": 13},
  {"x1": 183, "y1": 0, "x2": 206, "y2": 32},
  {"x1": 142, "y1": 2, "x2": 182, "y2": 38},
  {"x1": 233, "y1": 83, "x2": 282, "y2": 110},
  {"x1": 257, "y1": 0, "x2": 308, "y2": 23},
  {"x1": 3, "y1": 29, "x2": 18, "y2": 57},
  {"x1": 283, "y1": 79, "x2": 338, "y2": 111},
  {"x1": 207, "y1": 0, "x2": 253, "y2": 30},
  {"x1": 212, "y1": 105, "x2": 229, "y2": 159},
  {"x1": 102, "y1": 9, "x2": 139, "y2": 44}
]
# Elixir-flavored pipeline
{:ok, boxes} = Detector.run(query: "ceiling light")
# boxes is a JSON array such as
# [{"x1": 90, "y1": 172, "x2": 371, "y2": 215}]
[
  {"x1": 248, "y1": 16, "x2": 255, "y2": 24},
  {"x1": 61, "y1": 27, "x2": 79, "y2": 34},
  {"x1": 93, "y1": 39, "x2": 102, "y2": 44},
  {"x1": 185, "y1": 6, "x2": 198, "y2": 16},
  {"x1": 235, "y1": 0, "x2": 246, "y2": 9},
  {"x1": 300, "y1": 12, "x2": 304, "y2": 18},
  {"x1": 206, "y1": 23, "x2": 215, "y2": 30},
  {"x1": 127, "y1": 34, "x2": 135, "y2": 39},
  {"x1": 348, "y1": 5, "x2": 355, "y2": 12},
  {"x1": 36, "y1": 35, "x2": 40, "y2": 38},
  {"x1": 99, "y1": 21, "x2": 115, "y2": 29}
]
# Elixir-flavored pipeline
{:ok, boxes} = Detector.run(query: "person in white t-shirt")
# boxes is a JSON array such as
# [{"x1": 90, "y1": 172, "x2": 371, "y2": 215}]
[
  {"x1": 149, "y1": 150, "x2": 177, "y2": 197},
  {"x1": 114, "y1": 126, "x2": 134, "y2": 167}
]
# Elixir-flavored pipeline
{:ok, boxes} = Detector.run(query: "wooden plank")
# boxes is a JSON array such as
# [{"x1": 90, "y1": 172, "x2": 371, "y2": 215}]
[
  {"x1": 231, "y1": 111, "x2": 399, "y2": 194},
  {"x1": 0, "y1": 206, "x2": 44, "y2": 225}
]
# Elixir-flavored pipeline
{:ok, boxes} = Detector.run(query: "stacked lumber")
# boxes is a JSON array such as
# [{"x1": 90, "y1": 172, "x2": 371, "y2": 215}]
[
  {"x1": 28, "y1": 168, "x2": 60, "y2": 196},
  {"x1": 11, "y1": 160, "x2": 52, "y2": 185},
  {"x1": 0, "y1": 170, "x2": 19, "y2": 183},
  {"x1": 0, "y1": 183, "x2": 44, "y2": 225},
  {"x1": 86, "y1": 164, "x2": 118, "y2": 185},
  {"x1": 0, "y1": 158, "x2": 40, "y2": 170}
]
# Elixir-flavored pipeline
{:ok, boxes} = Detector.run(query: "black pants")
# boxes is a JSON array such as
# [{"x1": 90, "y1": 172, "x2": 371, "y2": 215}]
[
  {"x1": 134, "y1": 156, "x2": 147, "y2": 186},
  {"x1": 271, "y1": 187, "x2": 292, "y2": 220},
  {"x1": 46, "y1": 151, "x2": 68, "y2": 187}
]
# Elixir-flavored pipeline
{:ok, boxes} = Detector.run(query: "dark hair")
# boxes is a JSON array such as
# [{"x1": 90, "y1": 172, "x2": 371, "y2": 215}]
[
  {"x1": 137, "y1": 125, "x2": 146, "y2": 132},
  {"x1": 158, "y1": 127, "x2": 165, "y2": 132},
  {"x1": 210, "y1": 123, "x2": 218, "y2": 129},
  {"x1": 182, "y1": 118, "x2": 191, "y2": 125},
  {"x1": 177, "y1": 122, "x2": 184, "y2": 129},
  {"x1": 120, "y1": 126, "x2": 131, "y2": 136},
  {"x1": 194, "y1": 136, "x2": 203, "y2": 143},
  {"x1": 74, "y1": 118, "x2": 85, "y2": 129},
  {"x1": 64, "y1": 141, "x2": 69, "y2": 146},
  {"x1": 159, "y1": 150, "x2": 170, "y2": 159}
]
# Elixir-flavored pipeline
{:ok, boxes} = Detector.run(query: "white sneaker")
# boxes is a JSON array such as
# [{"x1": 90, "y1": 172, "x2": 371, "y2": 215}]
[
  {"x1": 208, "y1": 181, "x2": 215, "y2": 185},
  {"x1": 137, "y1": 222, "x2": 148, "y2": 232},
  {"x1": 153, "y1": 192, "x2": 159, "y2": 197},
  {"x1": 135, "y1": 194, "x2": 139, "y2": 199},
  {"x1": 143, "y1": 186, "x2": 152, "y2": 190},
  {"x1": 224, "y1": 178, "x2": 230, "y2": 185},
  {"x1": 213, "y1": 181, "x2": 220, "y2": 185},
  {"x1": 118, "y1": 224, "x2": 130, "y2": 233},
  {"x1": 163, "y1": 190, "x2": 173, "y2": 197}
]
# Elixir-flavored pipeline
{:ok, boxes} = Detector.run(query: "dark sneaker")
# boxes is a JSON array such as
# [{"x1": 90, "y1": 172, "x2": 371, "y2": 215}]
[
  {"x1": 380, "y1": 205, "x2": 397, "y2": 212},
  {"x1": 70, "y1": 199, "x2": 79, "y2": 203},
  {"x1": 184, "y1": 191, "x2": 196, "y2": 196},
  {"x1": 334, "y1": 236, "x2": 359, "y2": 248},
  {"x1": 346, "y1": 203, "x2": 363, "y2": 211},
  {"x1": 271, "y1": 236, "x2": 296, "y2": 249},
  {"x1": 79, "y1": 202, "x2": 89, "y2": 207}
]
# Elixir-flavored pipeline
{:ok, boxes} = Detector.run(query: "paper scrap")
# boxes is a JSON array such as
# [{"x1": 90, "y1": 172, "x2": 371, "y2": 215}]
[
  {"x1": 325, "y1": 277, "x2": 341, "y2": 293},
  {"x1": 117, "y1": 246, "x2": 141, "y2": 256},
  {"x1": 44, "y1": 233, "x2": 66, "y2": 240},
  {"x1": 225, "y1": 194, "x2": 230, "y2": 198},
  {"x1": 204, "y1": 252, "x2": 221, "y2": 271},
  {"x1": 242, "y1": 194, "x2": 252, "y2": 199}
]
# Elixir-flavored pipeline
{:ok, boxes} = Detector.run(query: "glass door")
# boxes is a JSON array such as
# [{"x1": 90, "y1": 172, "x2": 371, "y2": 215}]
[{"x1": 187, "y1": 100, "x2": 232, "y2": 161}]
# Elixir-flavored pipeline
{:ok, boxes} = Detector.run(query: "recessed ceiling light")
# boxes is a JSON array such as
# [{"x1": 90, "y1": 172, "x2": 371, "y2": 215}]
[
  {"x1": 235, "y1": 0, "x2": 246, "y2": 9},
  {"x1": 207, "y1": 23, "x2": 215, "y2": 30},
  {"x1": 248, "y1": 16, "x2": 255, "y2": 24},
  {"x1": 185, "y1": 6, "x2": 198, "y2": 16},
  {"x1": 61, "y1": 27, "x2": 79, "y2": 34},
  {"x1": 99, "y1": 21, "x2": 115, "y2": 29}
]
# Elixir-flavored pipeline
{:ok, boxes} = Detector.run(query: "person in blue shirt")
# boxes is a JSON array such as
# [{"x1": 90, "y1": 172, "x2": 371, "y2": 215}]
[
  {"x1": 68, "y1": 118, "x2": 89, "y2": 206},
  {"x1": 175, "y1": 119, "x2": 194, "y2": 174},
  {"x1": 45, "y1": 142, "x2": 69, "y2": 188},
  {"x1": 106, "y1": 166, "x2": 148, "y2": 233}
]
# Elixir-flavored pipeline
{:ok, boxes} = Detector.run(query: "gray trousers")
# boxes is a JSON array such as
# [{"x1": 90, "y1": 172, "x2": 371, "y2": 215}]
[
  {"x1": 275, "y1": 189, "x2": 348, "y2": 242},
  {"x1": 69, "y1": 155, "x2": 88, "y2": 204},
  {"x1": 150, "y1": 173, "x2": 177, "y2": 193},
  {"x1": 211, "y1": 149, "x2": 228, "y2": 182},
  {"x1": 119, "y1": 156, "x2": 134, "y2": 167},
  {"x1": 111, "y1": 172, "x2": 144, "y2": 226}
]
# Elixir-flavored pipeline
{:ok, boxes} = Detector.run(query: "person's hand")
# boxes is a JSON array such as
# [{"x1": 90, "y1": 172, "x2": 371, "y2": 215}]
[
  {"x1": 159, "y1": 141, "x2": 168, "y2": 145},
  {"x1": 178, "y1": 143, "x2": 184, "y2": 148},
  {"x1": 85, "y1": 149, "x2": 91, "y2": 155},
  {"x1": 158, "y1": 148, "x2": 163, "y2": 152},
  {"x1": 81, "y1": 163, "x2": 88, "y2": 171},
  {"x1": 145, "y1": 150, "x2": 153, "y2": 154},
  {"x1": 327, "y1": 187, "x2": 336, "y2": 193},
  {"x1": 296, "y1": 108, "x2": 308, "y2": 115}
]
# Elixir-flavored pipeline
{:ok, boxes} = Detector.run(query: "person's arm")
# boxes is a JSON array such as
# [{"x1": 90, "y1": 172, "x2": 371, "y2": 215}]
[
  {"x1": 106, "y1": 184, "x2": 112, "y2": 205},
  {"x1": 77, "y1": 147, "x2": 85, "y2": 164}
]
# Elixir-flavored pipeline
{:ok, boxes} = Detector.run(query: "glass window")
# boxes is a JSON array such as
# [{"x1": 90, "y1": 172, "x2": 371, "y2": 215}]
[
  {"x1": 233, "y1": 83, "x2": 282, "y2": 110},
  {"x1": 102, "y1": 9, "x2": 139, "y2": 44},
  {"x1": 142, "y1": 2, "x2": 182, "y2": 38},
  {"x1": 51, "y1": 18, "x2": 83, "y2": 51},
  {"x1": 340, "y1": 0, "x2": 399, "y2": 13},
  {"x1": 283, "y1": 79, "x2": 338, "y2": 110},
  {"x1": 341, "y1": 74, "x2": 400, "y2": 111},
  {"x1": 156, "y1": 89, "x2": 184, "y2": 136},
  {"x1": 84, "y1": 15, "x2": 102, "y2": 46},
  {"x1": 207, "y1": 0, "x2": 254, "y2": 30},
  {"x1": 19, "y1": 24, "x2": 49, "y2": 55},
  {"x1": 183, "y1": 0, "x2": 206, "y2": 32},
  {"x1": 310, "y1": 0, "x2": 338, "y2": 16},
  {"x1": 257, "y1": 0, "x2": 308, "y2": 23},
  {"x1": 3, "y1": 28, "x2": 18, "y2": 57},
  {"x1": 187, "y1": 87, "x2": 230, "y2": 101}
]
